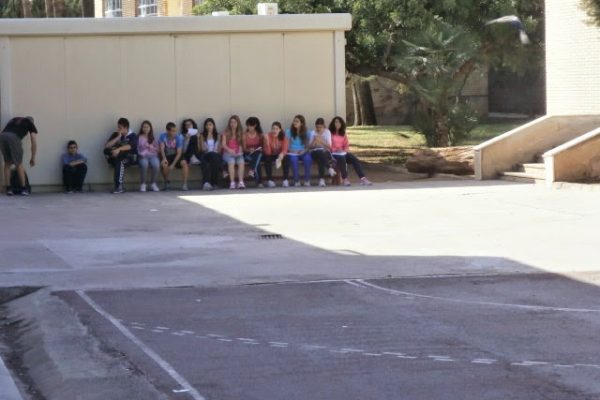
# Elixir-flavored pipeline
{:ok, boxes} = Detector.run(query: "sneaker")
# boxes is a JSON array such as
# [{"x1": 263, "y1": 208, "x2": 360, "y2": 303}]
[
  {"x1": 248, "y1": 170, "x2": 255, "y2": 179},
  {"x1": 282, "y1": 179, "x2": 289, "y2": 188},
  {"x1": 294, "y1": 181, "x2": 301, "y2": 187},
  {"x1": 150, "y1": 182, "x2": 160, "y2": 192},
  {"x1": 257, "y1": 183, "x2": 264, "y2": 188},
  {"x1": 267, "y1": 180, "x2": 276, "y2": 188},
  {"x1": 360, "y1": 177, "x2": 373, "y2": 186},
  {"x1": 163, "y1": 181, "x2": 171, "y2": 191},
  {"x1": 66, "y1": 189, "x2": 73, "y2": 194},
  {"x1": 112, "y1": 185, "x2": 124, "y2": 194},
  {"x1": 229, "y1": 182, "x2": 237, "y2": 189},
  {"x1": 181, "y1": 184, "x2": 189, "y2": 191},
  {"x1": 20, "y1": 189, "x2": 30, "y2": 196},
  {"x1": 238, "y1": 181, "x2": 246, "y2": 189},
  {"x1": 303, "y1": 180, "x2": 311, "y2": 187},
  {"x1": 5, "y1": 186, "x2": 13, "y2": 196},
  {"x1": 140, "y1": 183, "x2": 147, "y2": 192},
  {"x1": 318, "y1": 179, "x2": 326, "y2": 187},
  {"x1": 328, "y1": 167, "x2": 337, "y2": 177},
  {"x1": 343, "y1": 178, "x2": 351, "y2": 187},
  {"x1": 203, "y1": 182, "x2": 213, "y2": 191}
]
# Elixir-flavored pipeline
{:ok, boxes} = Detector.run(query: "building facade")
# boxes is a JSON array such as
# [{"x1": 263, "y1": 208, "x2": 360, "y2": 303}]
[{"x1": 94, "y1": 0, "x2": 197, "y2": 18}]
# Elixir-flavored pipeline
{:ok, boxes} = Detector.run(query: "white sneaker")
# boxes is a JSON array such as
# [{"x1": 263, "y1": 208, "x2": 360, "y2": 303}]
[
  {"x1": 150, "y1": 182, "x2": 160, "y2": 192},
  {"x1": 140, "y1": 183, "x2": 147, "y2": 192},
  {"x1": 360, "y1": 177, "x2": 373, "y2": 186},
  {"x1": 318, "y1": 179, "x2": 326, "y2": 187},
  {"x1": 181, "y1": 184, "x2": 189, "y2": 191},
  {"x1": 203, "y1": 182, "x2": 212, "y2": 191},
  {"x1": 294, "y1": 181, "x2": 301, "y2": 187},
  {"x1": 238, "y1": 181, "x2": 246, "y2": 189},
  {"x1": 303, "y1": 180, "x2": 311, "y2": 187},
  {"x1": 229, "y1": 182, "x2": 237, "y2": 190},
  {"x1": 328, "y1": 167, "x2": 337, "y2": 177},
  {"x1": 343, "y1": 178, "x2": 351, "y2": 187},
  {"x1": 282, "y1": 179, "x2": 289, "y2": 188},
  {"x1": 267, "y1": 180, "x2": 276, "y2": 188}
]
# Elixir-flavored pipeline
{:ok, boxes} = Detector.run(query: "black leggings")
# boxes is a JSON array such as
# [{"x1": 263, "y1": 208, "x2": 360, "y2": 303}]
[
  {"x1": 332, "y1": 154, "x2": 348, "y2": 179},
  {"x1": 310, "y1": 149, "x2": 334, "y2": 179},
  {"x1": 345, "y1": 152, "x2": 365, "y2": 179},
  {"x1": 104, "y1": 149, "x2": 134, "y2": 188},
  {"x1": 202, "y1": 152, "x2": 222, "y2": 185},
  {"x1": 63, "y1": 164, "x2": 87, "y2": 190},
  {"x1": 263, "y1": 154, "x2": 278, "y2": 181}
]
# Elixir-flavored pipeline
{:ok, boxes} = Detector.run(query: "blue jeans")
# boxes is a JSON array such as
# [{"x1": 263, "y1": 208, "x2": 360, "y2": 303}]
[
  {"x1": 139, "y1": 155, "x2": 160, "y2": 184},
  {"x1": 283, "y1": 152, "x2": 312, "y2": 182}
]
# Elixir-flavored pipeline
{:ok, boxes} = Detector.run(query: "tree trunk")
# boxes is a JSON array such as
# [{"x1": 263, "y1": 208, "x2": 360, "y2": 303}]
[
  {"x1": 357, "y1": 79, "x2": 377, "y2": 126},
  {"x1": 351, "y1": 77, "x2": 362, "y2": 126},
  {"x1": 52, "y1": 0, "x2": 65, "y2": 17},
  {"x1": 44, "y1": 0, "x2": 53, "y2": 17},
  {"x1": 81, "y1": 0, "x2": 94, "y2": 16},
  {"x1": 22, "y1": 0, "x2": 32, "y2": 17}
]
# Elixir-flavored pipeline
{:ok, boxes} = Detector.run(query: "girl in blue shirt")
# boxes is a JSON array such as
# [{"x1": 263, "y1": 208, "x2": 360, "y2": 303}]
[{"x1": 282, "y1": 115, "x2": 312, "y2": 187}]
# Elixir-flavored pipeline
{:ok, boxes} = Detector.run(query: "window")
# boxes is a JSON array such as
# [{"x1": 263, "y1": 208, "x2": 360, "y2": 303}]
[
  {"x1": 105, "y1": 0, "x2": 122, "y2": 17},
  {"x1": 138, "y1": 0, "x2": 157, "y2": 17}
]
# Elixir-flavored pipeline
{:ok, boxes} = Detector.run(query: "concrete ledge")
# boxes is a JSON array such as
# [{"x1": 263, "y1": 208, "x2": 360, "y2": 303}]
[
  {"x1": 0, "y1": 356, "x2": 23, "y2": 400},
  {"x1": 474, "y1": 115, "x2": 600, "y2": 179},
  {"x1": 544, "y1": 127, "x2": 600, "y2": 186},
  {"x1": 0, "y1": 14, "x2": 352, "y2": 36}
]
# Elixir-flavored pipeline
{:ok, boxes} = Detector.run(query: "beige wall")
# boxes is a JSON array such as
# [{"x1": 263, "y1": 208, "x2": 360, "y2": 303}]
[
  {"x1": 546, "y1": 0, "x2": 600, "y2": 115},
  {"x1": 0, "y1": 15, "x2": 350, "y2": 187}
]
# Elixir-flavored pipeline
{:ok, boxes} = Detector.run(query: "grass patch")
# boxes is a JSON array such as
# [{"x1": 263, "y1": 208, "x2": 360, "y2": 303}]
[{"x1": 347, "y1": 119, "x2": 532, "y2": 165}]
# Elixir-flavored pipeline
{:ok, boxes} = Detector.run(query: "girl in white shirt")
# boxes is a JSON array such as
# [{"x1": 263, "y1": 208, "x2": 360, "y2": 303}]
[
  {"x1": 200, "y1": 118, "x2": 222, "y2": 191},
  {"x1": 308, "y1": 117, "x2": 337, "y2": 187}
]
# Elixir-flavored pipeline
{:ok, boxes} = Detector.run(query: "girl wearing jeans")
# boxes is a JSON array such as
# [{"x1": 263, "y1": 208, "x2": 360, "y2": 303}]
[
  {"x1": 283, "y1": 115, "x2": 312, "y2": 187},
  {"x1": 263, "y1": 122, "x2": 288, "y2": 188},
  {"x1": 137, "y1": 120, "x2": 160, "y2": 192},
  {"x1": 221, "y1": 115, "x2": 245, "y2": 189},
  {"x1": 243, "y1": 117, "x2": 264, "y2": 187},
  {"x1": 329, "y1": 116, "x2": 372, "y2": 186}
]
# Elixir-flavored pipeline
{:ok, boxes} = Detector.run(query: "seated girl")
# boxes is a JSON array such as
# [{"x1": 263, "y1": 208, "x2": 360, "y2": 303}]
[
  {"x1": 329, "y1": 116, "x2": 372, "y2": 186},
  {"x1": 263, "y1": 122, "x2": 288, "y2": 188},
  {"x1": 283, "y1": 115, "x2": 312, "y2": 187}
]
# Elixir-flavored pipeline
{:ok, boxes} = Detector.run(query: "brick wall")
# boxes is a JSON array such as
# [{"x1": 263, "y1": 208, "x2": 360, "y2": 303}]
[
  {"x1": 122, "y1": 0, "x2": 136, "y2": 17},
  {"x1": 546, "y1": 0, "x2": 600, "y2": 115}
]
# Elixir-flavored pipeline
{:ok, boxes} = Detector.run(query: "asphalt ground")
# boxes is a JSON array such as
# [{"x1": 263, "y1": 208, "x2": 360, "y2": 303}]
[{"x1": 61, "y1": 273, "x2": 600, "y2": 400}]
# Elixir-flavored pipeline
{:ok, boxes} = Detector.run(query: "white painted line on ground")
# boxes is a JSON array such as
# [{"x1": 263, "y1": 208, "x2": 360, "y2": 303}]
[
  {"x1": 352, "y1": 280, "x2": 600, "y2": 313},
  {"x1": 344, "y1": 279, "x2": 364, "y2": 288},
  {"x1": 511, "y1": 361, "x2": 549, "y2": 366},
  {"x1": 302, "y1": 345, "x2": 328, "y2": 350},
  {"x1": 76, "y1": 291, "x2": 206, "y2": 400},
  {"x1": 472, "y1": 359, "x2": 497, "y2": 364},
  {"x1": 382, "y1": 352, "x2": 406, "y2": 356},
  {"x1": 575, "y1": 364, "x2": 600, "y2": 369},
  {"x1": 155, "y1": 326, "x2": 170, "y2": 330},
  {"x1": 363, "y1": 353, "x2": 383, "y2": 357},
  {"x1": 397, "y1": 355, "x2": 418, "y2": 359},
  {"x1": 217, "y1": 339, "x2": 233, "y2": 342},
  {"x1": 131, "y1": 326, "x2": 145, "y2": 330},
  {"x1": 237, "y1": 338, "x2": 257, "y2": 342},
  {"x1": 554, "y1": 364, "x2": 575, "y2": 368},
  {"x1": 151, "y1": 330, "x2": 164, "y2": 333},
  {"x1": 173, "y1": 389, "x2": 191, "y2": 393}
]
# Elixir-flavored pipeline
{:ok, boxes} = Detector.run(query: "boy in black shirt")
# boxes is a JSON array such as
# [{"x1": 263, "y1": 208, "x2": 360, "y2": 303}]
[
  {"x1": 0, "y1": 116, "x2": 38, "y2": 196},
  {"x1": 104, "y1": 117, "x2": 138, "y2": 194}
]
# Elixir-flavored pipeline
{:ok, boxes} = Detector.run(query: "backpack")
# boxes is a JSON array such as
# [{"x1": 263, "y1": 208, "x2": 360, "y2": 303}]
[{"x1": 10, "y1": 169, "x2": 31, "y2": 194}]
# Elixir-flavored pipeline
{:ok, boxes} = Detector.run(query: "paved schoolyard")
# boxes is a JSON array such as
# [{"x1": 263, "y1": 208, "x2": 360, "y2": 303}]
[{"x1": 1, "y1": 179, "x2": 600, "y2": 399}]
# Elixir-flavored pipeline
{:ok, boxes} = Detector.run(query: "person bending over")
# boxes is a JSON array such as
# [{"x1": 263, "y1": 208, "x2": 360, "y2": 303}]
[
  {"x1": 0, "y1": 116, "x2": 38, "y2": 196},
  {"x1": 159, "y1": 122, "x2": 189, "y2": 191},
  {"x1": 62, "y1": 140, "x2": 87, "y2": 193}
]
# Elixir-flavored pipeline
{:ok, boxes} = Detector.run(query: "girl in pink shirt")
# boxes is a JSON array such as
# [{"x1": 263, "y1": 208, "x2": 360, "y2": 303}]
[
  {"x1": 137, "y1": 120, "x2": 160, "y2": 192},
  {"x1": 329, "y1": 116, "x2": 372, "y2": 186},
  {"x1": 263, "y1": 122, "x2": 289, "y2": 187},
  {"x1": 221, "y1": 115, "x2": 245, "y2": 189}
]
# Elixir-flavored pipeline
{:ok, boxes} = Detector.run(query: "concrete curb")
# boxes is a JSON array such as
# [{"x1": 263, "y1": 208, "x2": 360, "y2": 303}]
[{"x1": 0, "y1": 355, "x2": 23, "y2": 400}]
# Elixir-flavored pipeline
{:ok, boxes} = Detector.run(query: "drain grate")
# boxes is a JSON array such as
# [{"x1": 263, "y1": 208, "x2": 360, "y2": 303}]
[{"x1": 259, "y1": 234, "x2": 284, "y2": 240}]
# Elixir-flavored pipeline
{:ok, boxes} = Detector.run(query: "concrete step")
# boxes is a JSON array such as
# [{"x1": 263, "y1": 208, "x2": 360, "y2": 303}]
[
  {"x1": 516, "y1": 163, "x2": 546, "y2": 179},
  {"x1": 500, "y1": 171, "x2": 546, "y2": 184}
]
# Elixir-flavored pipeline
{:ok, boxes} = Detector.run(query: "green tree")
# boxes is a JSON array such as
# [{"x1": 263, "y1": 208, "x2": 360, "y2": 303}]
[{"x1": 194, "y1": 0, "x2": 544, "y2": 145}]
